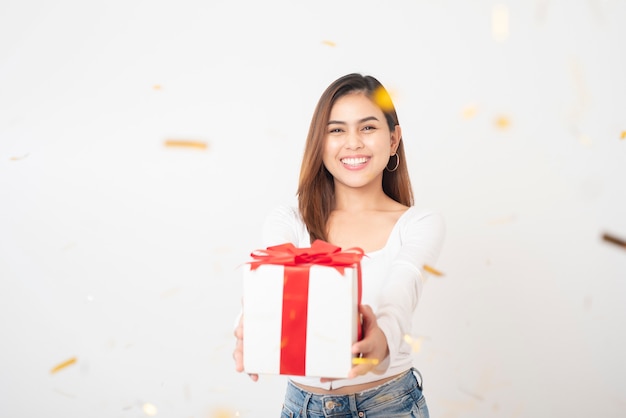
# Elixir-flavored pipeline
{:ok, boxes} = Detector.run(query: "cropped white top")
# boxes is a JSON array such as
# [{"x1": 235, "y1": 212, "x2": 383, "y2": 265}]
[{"x1": 261, "y1": 204, "x2": 445, "y2": 390}]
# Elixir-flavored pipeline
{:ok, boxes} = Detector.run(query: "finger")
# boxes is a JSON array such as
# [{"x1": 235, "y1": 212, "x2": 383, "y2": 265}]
[
  {"x1": 234, "y1": 338, "x2": 244, "y2": 372},
  {"x1": 233, "y1": 349, "x2": 244, "y2": 372},
  {"x1": 358, "y1": 305, "x2": 376, "y2": 328},
  {"x1": 348, "y1": 362, "x2": 376, "y2": 379},
  {"x1": 352, "y1": 336, "x2": 373, "y2": 355},
  {"x1": 359, "y1": 304, "x2": 375, "y2": 318},
  {"x1": 234, "y1": 323, "x2": 244, "y2": 340},
  {"x1": 348, "y1": 365, "x2": 365, "y2": 379},
  {"x1": 359, "y1": 303, "x2": 373, "y2": 313}
]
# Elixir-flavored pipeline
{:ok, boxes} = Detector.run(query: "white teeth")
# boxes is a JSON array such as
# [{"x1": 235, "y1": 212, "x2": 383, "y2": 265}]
[{"x1": 341, "y1": 157, "x2": 368, "y2": 165}]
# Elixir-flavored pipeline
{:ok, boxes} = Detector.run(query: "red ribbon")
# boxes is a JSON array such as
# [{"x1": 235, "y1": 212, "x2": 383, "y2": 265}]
[{"x1": 248, "y1": 239, "x2": 364, "y2": 375}]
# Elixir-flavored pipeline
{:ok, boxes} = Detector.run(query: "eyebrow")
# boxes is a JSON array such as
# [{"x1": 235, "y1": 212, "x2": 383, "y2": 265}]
[{"x1": 327, "y1": 116, "x2": 380, "y2": 125}]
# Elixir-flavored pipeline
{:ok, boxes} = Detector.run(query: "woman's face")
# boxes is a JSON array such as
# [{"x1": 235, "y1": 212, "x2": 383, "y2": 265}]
[{"x1": 322, "y1": 92, "x2": 401, "y2": 190}]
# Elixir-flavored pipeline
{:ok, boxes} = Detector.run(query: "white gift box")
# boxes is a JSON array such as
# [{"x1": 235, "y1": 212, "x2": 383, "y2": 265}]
[{"x1": 242, "y1": 262, "x2": 360, "y2": 378}]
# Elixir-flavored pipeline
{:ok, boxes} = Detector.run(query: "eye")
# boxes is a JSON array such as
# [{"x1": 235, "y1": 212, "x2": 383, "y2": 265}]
[
  {"x1": 362, "y1": 125, "x2": 376, "y2": 131},
  {"x1": 328, "y1": 127, "x2": 343, "y2": 133}
]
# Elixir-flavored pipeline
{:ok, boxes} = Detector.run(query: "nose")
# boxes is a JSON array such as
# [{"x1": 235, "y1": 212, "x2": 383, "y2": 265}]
[{"x1": 345, "y1": 130, "x2": 363, "y2": 150}]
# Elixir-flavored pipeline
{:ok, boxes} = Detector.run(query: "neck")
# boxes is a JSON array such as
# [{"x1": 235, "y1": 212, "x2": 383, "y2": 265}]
[{"x1": 333, "y1": 181, "x2": 390, "y2": 212}]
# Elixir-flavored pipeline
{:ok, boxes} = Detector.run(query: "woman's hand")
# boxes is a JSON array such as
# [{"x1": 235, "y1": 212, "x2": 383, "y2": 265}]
[
  {"x1": 233, "y1": 314, "x2": 259, "y2": 382},
  {"x1": 348, "y1": 304, "x2": 389, "y2": 379}
]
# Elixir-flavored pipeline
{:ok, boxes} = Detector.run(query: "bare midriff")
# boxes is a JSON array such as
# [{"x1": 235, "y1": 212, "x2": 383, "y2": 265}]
[{"x1": 293, "y1": 372, "x2": 402, "y2": 395}]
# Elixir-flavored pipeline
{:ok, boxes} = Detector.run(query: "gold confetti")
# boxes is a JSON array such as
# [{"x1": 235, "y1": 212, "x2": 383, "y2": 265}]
[
  {"x1": 488, "y1": 214, "x2": 516, "y2": 225},
  {"x1": 403, "y1": 334, "x2": 423, "y2": 353},
  {"x1": 535, "y1": 0, "x2": 550, "y2": 24},
  {"x1": 494, "y1": 115, "x2": 511, "y2": 130},
  {"x1": 423, "y1": 265, "x2": 444, "y2": 276},
  {"x1": 352, "y1": 357, "x2": 379, "y2": 366},
  {"x1": 602, "y1": 232, "x2": 626, "y2": 249},
  {"x1": 321, "y1": 40, "x2": 336, "y2": 47},
  {"x1": 9, "y1": 153, "x2": 29, "y2": 161},
  {"x1": 461, "y1": 104, "x2": 478, "y2": 120},
  {"x1": 578, "y1": 135, "x2": 592, "y2": 147},
  {"x1": 164, "y1": 139, "x2": 208, "y2": 150},
  {"x1": 50, "y1": 357, "x2": 77, "y2": 374},
  {"x1": 142, "y1": 402, "x2": 158, "y2": 416},
  {"x1": 458, "y1": 386, "x2": 485, "y2": 401},
  {"x1": 211, "y1": 408, "x2": 238, "y2": 418},
  {"x1": 52, "y1": 388, "x2": 77, "y2": 398},
  {"x1": 372, "y1": 86, "x2": 395, "y2": 112},
  {"x1": 492, "y1": 4, "x2": 509, "y2": 42},
  {"x1": 621, "y1": 131, "x2": 626, "y2": 139},
  {"x1": 160, "y1": 287, "x2": 181, "y2": 299}
]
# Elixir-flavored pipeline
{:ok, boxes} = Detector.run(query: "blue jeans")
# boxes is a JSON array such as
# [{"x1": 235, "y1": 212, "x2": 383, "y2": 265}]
[{"x1": 281, "y1": 368, "x2": 429, "y2": 418}]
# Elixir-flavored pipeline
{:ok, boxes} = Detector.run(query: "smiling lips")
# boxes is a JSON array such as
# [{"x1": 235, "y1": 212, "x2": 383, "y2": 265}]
[{"x1": 340, "y1": 156, "x2": 370, "y2": 169}]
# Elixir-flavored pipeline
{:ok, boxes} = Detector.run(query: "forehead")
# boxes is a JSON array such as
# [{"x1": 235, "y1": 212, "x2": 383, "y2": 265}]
[{"x1": 329, "y1": 92, "x2": 383, "y2": 119}]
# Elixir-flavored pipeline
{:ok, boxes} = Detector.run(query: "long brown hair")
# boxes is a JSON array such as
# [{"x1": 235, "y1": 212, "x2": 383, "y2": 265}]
[{"x1": 297, "y1": 73, "x2": 414, "y2": 242}]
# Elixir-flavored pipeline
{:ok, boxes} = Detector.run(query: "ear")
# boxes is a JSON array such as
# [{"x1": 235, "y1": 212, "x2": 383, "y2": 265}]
[{"x1": 390, "y1": 125, "x2": 402, "y2": 154}]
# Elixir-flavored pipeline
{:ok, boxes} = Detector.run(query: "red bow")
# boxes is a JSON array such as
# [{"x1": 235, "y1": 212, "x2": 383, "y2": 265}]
[{"x1": 248, "y1": 239, "x2": 365, "y2": 274}]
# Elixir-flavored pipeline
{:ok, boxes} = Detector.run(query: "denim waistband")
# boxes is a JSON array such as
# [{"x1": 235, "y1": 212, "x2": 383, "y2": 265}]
[{"x1": 284, "y1": 368, "x2": 424, "y2": 415}]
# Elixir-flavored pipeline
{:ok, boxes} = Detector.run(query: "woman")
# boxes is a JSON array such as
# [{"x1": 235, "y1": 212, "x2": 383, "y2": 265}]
[{"x1": 234, "y1": 73, "x2": 445, "y2": 417}]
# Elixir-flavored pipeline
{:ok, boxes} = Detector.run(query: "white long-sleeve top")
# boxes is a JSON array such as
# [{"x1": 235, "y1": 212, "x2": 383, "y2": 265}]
[{"x1": 261, "y1": 204, "x2": 445, "y2": 390}]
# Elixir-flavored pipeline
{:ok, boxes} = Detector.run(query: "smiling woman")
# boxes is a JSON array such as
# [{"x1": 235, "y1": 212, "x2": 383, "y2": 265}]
[
  {"x1": 298, "y1": 74, "x2": 415, "y2": 246},
  {"x1": 233, "y1": 73, "x2": 445, "y2": 417}
]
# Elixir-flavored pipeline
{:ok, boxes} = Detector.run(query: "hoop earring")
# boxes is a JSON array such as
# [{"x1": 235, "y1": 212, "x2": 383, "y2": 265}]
[{"x1": 386, "y1": 153, "x2": 399, "y2": 172}]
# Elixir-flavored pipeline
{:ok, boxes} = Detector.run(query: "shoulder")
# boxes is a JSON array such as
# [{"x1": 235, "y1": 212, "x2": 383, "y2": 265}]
[
  {"x1": 264, "y1": 204, "x2": 302, "y2": 225},
  {"x1": 403, "y1": 206, "x2": 445, "y2": 224},
  {"x1": 262, "y1": 204, "x2": 310, "y2": 247},
  {"x1": 399, "y1": 206, "x2": 446, "y2": 240}
]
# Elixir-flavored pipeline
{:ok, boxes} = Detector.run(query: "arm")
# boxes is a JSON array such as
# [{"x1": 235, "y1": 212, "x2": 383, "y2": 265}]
[
  {"x1": 347, "y1": 210, "x2": 446, "y2": 378},
  {"x1": 261, "y1": 204, "x2": 303, "y2": 247},
  {"x1": 233, "y1": 205, "x2": 302, "y2": 379},
  {"x1": 375, "y1": 210, "x2": 446, "y2": 373}
]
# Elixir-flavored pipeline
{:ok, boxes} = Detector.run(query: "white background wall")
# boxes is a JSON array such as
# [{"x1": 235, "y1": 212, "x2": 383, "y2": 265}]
[{"x1": 1, "y1": 1, "x2": 625, "y2": 417}]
